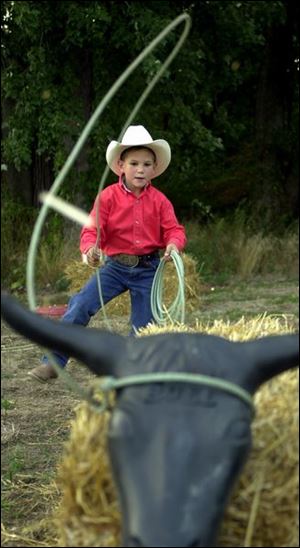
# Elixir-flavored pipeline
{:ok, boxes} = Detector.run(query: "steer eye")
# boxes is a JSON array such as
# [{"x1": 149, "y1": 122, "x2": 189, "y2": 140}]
[
  {"x1": 109, "y1": 409, "x2": 134, "y2": 439},
  {"x1": 225, "y1": 419, "x2": 250, "y2": 442}
]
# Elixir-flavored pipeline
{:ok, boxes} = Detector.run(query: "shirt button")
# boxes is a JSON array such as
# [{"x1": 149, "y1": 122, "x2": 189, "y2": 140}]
[
  {"x1": 135, "y1": 240, "x2": 140, "y2": 244},
  {"x1": 135, "y1": 220, "x2": 139, "y2": 224}
]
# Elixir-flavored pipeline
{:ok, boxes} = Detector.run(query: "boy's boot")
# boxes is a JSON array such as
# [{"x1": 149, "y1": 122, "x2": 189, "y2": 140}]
[{"x1": 28, "y1": 364, "x2": 58, "y2": 383}]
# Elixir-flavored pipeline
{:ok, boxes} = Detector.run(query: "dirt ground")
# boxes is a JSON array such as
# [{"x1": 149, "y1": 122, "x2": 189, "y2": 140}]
[{"x1": 1, "y1": 276, "x2": 299, "y2": 547}]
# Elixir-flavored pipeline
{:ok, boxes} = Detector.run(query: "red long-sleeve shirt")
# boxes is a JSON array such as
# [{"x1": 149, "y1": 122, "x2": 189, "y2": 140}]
[{"x1": 80, "y1": 178, "x2": 186, "y2": 256}]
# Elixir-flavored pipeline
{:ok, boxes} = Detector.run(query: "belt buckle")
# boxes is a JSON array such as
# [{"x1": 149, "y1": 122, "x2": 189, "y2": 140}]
[{"x1": 117, "y1": 254, "x2": 139, "y2": 267}]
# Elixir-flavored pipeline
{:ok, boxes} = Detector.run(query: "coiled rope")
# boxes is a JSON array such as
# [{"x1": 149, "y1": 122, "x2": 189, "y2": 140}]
[{"x1": 151, "y1": 251, "x2": 185, "y2": 325}]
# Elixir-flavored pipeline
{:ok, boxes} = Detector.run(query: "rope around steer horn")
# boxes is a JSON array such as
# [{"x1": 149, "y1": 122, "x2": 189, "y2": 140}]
[{"x1": 94, "y1": 372, "x2": 255, "y2": 415}]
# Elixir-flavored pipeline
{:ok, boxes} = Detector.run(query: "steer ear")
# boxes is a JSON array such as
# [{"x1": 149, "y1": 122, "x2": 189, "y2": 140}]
[
  {"x1": 242, "y1": 334, "x2": 299, "y2": 392},
  {"x1": 1, "y1": 292, "x2": 125, "y2": 377}
]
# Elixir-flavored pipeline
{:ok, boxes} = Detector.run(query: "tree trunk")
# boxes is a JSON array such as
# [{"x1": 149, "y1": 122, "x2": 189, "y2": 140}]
[
  {"x1": 62, "y1": 47, "x2": 93, "y2": 208},
  {"x1": 253, "y1": 3, "x2": 299, "y2": 223},
  {"x1": 31, "y1": 148, "x2": 54, "y2": 207}
]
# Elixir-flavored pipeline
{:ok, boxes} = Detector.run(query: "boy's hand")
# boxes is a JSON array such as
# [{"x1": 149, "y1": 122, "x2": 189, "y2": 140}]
[
  {"x1": 163, "y1": 243, "x2": 179, "y2": 261},
  {"x1": 86, "y1": 247, "x2": 102, "y2": 267}
]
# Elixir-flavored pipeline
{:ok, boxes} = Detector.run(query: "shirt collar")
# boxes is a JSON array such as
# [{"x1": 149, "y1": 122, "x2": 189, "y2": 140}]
[{"x1": 119, "y1": 174, "x2": 151, "y2": 194}]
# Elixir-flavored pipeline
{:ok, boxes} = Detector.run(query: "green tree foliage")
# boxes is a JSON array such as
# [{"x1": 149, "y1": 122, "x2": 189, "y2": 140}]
[{"x1": 1, "y1": 0, "x2": 299, "y2": 223}]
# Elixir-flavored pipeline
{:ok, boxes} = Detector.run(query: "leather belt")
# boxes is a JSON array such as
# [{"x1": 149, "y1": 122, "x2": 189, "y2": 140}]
[{"x1": 109, "y1": 252, "x2": 159, "y2": 267}]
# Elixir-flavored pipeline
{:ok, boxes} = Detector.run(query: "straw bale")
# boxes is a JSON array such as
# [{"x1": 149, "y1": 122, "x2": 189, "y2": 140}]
[
  {"x1": 139, "y1": 311, "x2": 298, "y2": 339},
  {"x1": 55, "y1": 315, "x2": 299, "y2": 547},
  {"x1": 219, "y1": 367, "x2": 299, "y2": 547},
  {"x1": 64, "y1": 253, "x2": 202, "y2": 317},
  {"x1": 55, "y1": 405, "x2": 121, "y2": 547}
]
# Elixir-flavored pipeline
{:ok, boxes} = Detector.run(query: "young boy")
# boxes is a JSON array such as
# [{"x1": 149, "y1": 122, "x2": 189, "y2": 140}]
[{"x1": 29, "y1": 125, "x2": 186, "y2": 382}]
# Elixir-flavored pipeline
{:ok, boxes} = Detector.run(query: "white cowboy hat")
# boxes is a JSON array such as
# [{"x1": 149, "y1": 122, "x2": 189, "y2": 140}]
[{"x1": 106, "y1": 125, "x2": 171, "y2": 178}]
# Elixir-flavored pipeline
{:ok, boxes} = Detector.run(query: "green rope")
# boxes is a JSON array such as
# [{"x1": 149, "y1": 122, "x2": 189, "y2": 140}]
[
  {"x1": 96, "y1": 372, "x2": 255, "y2": 415},
  {"x1": 151, "y1": 250, "x2": 185, "y2": 325}
]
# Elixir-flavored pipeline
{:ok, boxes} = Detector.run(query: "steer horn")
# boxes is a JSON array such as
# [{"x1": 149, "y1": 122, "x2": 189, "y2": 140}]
[
  {"x1": 1, "y1": 292, "x2": 125, "y2": 377},
  {"x1": 240, "y1": 335, "x2": 299, "y2": 392}
]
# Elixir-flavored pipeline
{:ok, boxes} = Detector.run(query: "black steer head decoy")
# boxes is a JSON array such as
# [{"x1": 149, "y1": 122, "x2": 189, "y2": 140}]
[{"x1": 1, "y1": 292, "x2": 299, "y2": 547}]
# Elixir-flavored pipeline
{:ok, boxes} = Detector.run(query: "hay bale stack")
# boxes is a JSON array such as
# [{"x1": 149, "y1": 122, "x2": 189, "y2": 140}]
[
  {"x1": 139, "y1": 312, "x2": 298, "y2": 339},
  {"x1": 64, "y1": 259, "x2": 130, "y2": 317},
  {"x1": 64, "y1": 253, "x2": 202, "y2": 316},
  {"x1": 55, "y1": 408, "x2": 120, "y2": 547},
  {"x1": 64, "y1": 260, "x2": 94, "y2": 294},
  {"x1": 219, "y1": 368, "x2": 299, "y2": 547},
  {"x1": 55, "y1": 315, "x2": 298, "y2": 547}
]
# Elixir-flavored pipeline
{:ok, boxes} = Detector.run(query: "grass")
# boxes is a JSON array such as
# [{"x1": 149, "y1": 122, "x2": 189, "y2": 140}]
[
  {"x1": 1, "y1": 398, "x2": 15, "y2": 411},
  {"x1": 4, "y1": 446, "x2": 26, "y2": 482},
  {"x1": 185, "y1": 276, "x2": 299, "y2": 325},
  {"x1": 1, "y1": 193, "x2": 79, "y2": 292},
  {"x1": 185, "y1": 217, "x2": 299, "y2": 283}
]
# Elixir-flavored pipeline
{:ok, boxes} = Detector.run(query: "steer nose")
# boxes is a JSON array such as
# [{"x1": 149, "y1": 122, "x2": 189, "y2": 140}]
[{"x1": 127, "y1": 537, "x2": 200, "y2": 547}]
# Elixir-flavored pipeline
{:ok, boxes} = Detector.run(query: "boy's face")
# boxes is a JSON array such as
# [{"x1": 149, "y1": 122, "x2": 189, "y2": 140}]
[{"x1": 118, "y1": 148, "x2": 157, "y2": 195}]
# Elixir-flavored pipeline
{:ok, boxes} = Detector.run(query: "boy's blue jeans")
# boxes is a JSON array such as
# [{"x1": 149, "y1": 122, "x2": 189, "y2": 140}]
[{"x1": 42, "y1": 256, "x2": 160, "y2": 369}]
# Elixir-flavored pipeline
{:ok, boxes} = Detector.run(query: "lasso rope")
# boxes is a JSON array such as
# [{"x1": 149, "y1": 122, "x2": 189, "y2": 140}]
[
  {"x1": 151, "y1": 250, "x2": 185, "y2": 325},
  {"x1": 24, "y1": 13, "x2": 191, "y2": 400}
]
